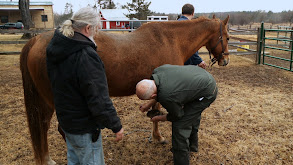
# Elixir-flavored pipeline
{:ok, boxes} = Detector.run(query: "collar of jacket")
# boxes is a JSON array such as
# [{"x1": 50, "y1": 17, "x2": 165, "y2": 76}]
[
  {"x1": 46, "y1": 29, "x2": 98, "y2": 64},
  {"x1": 178, "y1": 15, "x2": 189, "y2": 21}
]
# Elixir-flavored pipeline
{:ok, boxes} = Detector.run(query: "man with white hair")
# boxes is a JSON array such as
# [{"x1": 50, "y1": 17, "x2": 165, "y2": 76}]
[
  {"x1": 46, "y1": 7, "x2": 123, "y2": 164},
  {"x1": 136, "y1": 64, "x2": 218, "y2": 165}
]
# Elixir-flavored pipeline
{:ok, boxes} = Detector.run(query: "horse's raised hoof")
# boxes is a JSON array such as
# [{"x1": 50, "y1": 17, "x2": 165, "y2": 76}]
[{"x1": 147, "y1": 109, "x2": 164, "y2": 118}]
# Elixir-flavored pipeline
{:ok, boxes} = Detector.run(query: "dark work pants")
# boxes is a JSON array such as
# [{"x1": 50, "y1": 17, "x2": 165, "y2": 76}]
[{"x1": 172, "y1": 87, "x2": 218, "y2": 165}]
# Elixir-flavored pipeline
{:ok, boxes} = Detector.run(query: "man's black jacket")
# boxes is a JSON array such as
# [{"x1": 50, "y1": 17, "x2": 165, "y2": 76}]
[{"x1": 46, "y1": 29, "x2": 122, "y2": 134}]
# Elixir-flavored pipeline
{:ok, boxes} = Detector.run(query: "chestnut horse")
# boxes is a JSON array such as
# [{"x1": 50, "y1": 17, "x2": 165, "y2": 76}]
[{"x1": 20, "y1": 16, "x2": 230, "y2": 164}]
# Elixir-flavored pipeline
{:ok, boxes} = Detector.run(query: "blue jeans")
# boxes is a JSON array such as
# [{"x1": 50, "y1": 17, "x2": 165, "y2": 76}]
[{"x1": 64, "y1": 130, "x2": 105, "y2": 165}]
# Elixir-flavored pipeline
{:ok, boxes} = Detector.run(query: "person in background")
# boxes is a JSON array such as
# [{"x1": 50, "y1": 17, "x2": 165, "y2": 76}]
[
  {"x1": 178, "y1": 4, "x2": 207, "y2": 69},
  {"x1": 46, "y1": 7, "x2": 124, "y2": 165},
  {"x1": 136, "y1": 64, "x2": 218, "y2": 165}
]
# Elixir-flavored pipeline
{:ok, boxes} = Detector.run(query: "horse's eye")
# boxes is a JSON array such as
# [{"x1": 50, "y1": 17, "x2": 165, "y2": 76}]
[{"x1": 227, "y1": 38, "x2": 230, "y2": 41}]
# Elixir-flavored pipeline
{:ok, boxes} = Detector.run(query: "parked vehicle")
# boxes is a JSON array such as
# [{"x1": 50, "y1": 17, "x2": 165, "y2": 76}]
[{"x1": 2, "y1": 22, "x2": 24, "y2": 29}]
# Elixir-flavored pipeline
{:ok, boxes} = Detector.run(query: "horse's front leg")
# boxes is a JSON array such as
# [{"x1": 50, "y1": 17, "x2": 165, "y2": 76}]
[
  {"x1": 152, "y1": 121, "x2": 167, "y2": 143},
  {"x1": 151, "y1": 103, "x2": 167, "y2": 144}
]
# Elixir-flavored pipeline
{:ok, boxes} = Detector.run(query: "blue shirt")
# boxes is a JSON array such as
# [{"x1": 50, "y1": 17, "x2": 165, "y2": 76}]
[{"x1": 178, "y1": 16, "x2": 203, "y2": 65}]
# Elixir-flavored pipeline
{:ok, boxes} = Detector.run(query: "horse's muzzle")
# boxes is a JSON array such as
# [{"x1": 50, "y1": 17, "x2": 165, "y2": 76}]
[{"x1": 219, "y1": 58, "x2": 229, "y2": 66}]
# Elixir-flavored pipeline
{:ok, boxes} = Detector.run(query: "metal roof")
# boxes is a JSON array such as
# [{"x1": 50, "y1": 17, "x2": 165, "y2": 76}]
[
  {"x1": 0, "y1": 1, "x2": 53, "y2": 6},
  {"x1": 100, "y1": 9, "x2": 130, "y2": 21},
  {"x1": 0, "y1": 7, "x2": 45, "y2": 10}
]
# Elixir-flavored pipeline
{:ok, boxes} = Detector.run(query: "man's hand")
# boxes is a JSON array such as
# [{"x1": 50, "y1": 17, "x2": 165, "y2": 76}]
[
  {"x1": 139, "y1": 103, "x2": 151, "y2": 112},
  {"x1": 151, "y1": 114, "x2": 167, "y2": 122},
  {"x1": 139, "y1": 99, "x2": 157, "y2": 112},
  {"x1": 115, "y1": 128, "x2": 124, "y2": 142},
  {"x1": 198, "y1": 61, "x2": 207, "y2": 69}
]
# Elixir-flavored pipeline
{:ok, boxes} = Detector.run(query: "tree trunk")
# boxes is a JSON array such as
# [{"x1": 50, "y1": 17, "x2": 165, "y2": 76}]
[{"x1": 19, "y1": 0, "x2": 34, "y2": 39}]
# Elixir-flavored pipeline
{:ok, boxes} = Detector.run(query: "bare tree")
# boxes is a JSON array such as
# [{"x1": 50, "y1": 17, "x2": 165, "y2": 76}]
[
  {"x1": 64, "y1": 3, "x2": 73, "y2": 14},
  {"x1": 54, "y1": 3, "x2": 74, "y2": 27},
  {"x1": 19, "y1": 0, "x2": 34, "y2": 39}
]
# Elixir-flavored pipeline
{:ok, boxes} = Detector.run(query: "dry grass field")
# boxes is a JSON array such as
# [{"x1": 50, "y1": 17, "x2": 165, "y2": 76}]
[{"x1": 0, "y1": 33, "x2": 293, "y2": 165}]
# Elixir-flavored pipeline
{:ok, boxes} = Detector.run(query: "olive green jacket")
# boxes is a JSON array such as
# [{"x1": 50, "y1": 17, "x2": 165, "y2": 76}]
[{"x1": 151, "y1": 64, "x2": 217, "y2": 121}]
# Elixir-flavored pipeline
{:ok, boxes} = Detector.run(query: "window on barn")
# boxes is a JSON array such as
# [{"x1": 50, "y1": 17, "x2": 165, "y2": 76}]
[
  {"x1": 116, "y1": 21, "x2": 120, "y2": 26},
  {"x1": 41, "y1": 15, "x2": 48, "y2": 22},
  {"x1": 1, "y1": 16, "x2": 8, "y2": 23}
]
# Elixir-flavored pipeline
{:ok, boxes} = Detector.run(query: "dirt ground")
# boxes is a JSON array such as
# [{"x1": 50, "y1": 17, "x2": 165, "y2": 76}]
[{"x1": 0, "y1": 47, "x2": 293, "y2": 164}]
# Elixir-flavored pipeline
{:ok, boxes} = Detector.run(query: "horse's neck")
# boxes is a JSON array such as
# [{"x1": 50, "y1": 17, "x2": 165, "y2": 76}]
[
  {"x1": 96, "y1": 20, "x2": 220, "y2": 62},
  {"x1": 175, "y1": 20, "x2": 219, "y2": 61}
]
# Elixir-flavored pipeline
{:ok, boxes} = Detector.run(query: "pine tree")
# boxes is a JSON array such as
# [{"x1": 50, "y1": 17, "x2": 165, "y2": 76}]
[{"x1": 122, "y1": 0, "x2": 152, "y2": 20}]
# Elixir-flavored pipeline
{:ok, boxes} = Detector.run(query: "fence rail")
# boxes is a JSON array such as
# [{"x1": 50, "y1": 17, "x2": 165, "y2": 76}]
[
  {"x1": 0, "y1": 40, "x2": 27, "y2": 44},
  {"x1": 0, "y1": 29, "x2": 51, "y2": 34},
  {"x1": 0, "y1": 22, "x2": 260, "y2": 56}
]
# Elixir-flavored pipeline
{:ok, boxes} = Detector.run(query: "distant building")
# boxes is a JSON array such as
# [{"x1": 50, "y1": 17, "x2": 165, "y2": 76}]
[
  {"x1": 147, "y1": 16, "x2": 168, "y2": 21},
  {"x1": 0, "y1": 1, "x2": 54, "y2": 29},
  {"x1": 99, "y1": 9, "x2": 130, "y2": 29}
]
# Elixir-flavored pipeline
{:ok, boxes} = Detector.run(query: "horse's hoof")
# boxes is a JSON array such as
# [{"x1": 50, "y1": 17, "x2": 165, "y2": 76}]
[
  {"x1": 147, "y1": 109, "x2": 164, "y2": 118},
  {"x1": 45, "y1": 155, "x2": 56, "y2": 165},
  {"x1": 160, "y1": 140, "x2": 168, "y2": 144},
  {"x1": 159, "y1": 138, "x2": 168, "y2": 144}
]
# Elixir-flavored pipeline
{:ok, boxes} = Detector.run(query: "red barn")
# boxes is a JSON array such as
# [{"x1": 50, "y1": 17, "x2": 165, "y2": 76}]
[{"x1": 99, "y1": 9, "x2": 130, "y2": 29}]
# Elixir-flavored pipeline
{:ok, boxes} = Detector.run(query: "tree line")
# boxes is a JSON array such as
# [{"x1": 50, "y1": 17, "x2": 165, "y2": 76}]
[{"x1": 199, "y1": 11, "x2": 293, "y2": 26}]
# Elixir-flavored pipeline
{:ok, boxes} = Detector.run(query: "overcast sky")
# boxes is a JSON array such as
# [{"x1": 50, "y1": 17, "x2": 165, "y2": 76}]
[{"x1": 34, "y1": 0, "x2": 292, "y2": 14}]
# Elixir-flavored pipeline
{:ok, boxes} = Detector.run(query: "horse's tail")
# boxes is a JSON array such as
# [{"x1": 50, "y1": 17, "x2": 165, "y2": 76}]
[{"x1": 20, "y1": 37, "x2": 51, "y2": 165}]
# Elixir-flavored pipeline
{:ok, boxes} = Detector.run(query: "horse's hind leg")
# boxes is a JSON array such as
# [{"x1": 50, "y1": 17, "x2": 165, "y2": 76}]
[
  {"x1": 42, "y1": 104, "x2": 56, "y2": 165},
  {"x1": 29, "y1": 98, "x2": 56, "y2": 165},
  {"x1": 22, "y1": 81, "x2": 56, "y2": 164},
  {"x1": 151, "y1": 103, "x2": 167, "y2": 144},
  {"x1": 20, "y1": 35, "x2": 56, "y2": 165}
]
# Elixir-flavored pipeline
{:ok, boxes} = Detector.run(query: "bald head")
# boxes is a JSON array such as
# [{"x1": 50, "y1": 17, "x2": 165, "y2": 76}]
[{"x1": 136, "y1": 79, "x2": 157, "y2": 100}]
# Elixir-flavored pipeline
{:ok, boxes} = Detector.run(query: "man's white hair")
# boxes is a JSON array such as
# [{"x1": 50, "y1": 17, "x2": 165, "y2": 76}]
[
  {"x1": 60, "y1": 7, "x2": 100, "y2": 37},
  {"x1": 136, "y1": 79, "x2": 155, "y2": 100}
]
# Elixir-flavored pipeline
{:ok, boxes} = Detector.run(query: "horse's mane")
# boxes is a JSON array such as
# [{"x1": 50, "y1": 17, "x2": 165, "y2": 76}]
[
  {"x1": 96, "y1": 16, "x2": 220, "y2": 45},
  {"x1": 135, "y1": 16, "x2": 215, "y2": 32}
]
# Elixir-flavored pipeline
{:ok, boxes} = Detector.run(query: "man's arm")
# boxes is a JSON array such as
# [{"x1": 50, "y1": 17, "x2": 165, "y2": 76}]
[
  {"x1": 77, "y1": 49, "x2": 122, "y2": 133},
  {"x1": 160, "y1": 101, "x2": 184, "y2": 122},
  {"x1": 151, "y1": 114, "x2": 167, "y2": 122},
  {"x1": 139, "y1": 99, "x2": 157, "y2": 112},
  {"x1": 184, "y1": 52, "x2": 206, "y2": 69}
]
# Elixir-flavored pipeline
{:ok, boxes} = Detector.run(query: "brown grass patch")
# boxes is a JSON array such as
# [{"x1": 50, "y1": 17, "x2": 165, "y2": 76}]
[{"x1": 0, "y1": 50, "x2": 293, "y2": 164}]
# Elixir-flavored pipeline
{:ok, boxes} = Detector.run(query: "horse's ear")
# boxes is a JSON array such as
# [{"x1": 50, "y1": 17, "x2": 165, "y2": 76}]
[
  {"x1": 223, "y1": 15, "x2": 230, "y2": 25},
  {"x1": 212, "y1": 14, "x2": 216, "y2": 19}
]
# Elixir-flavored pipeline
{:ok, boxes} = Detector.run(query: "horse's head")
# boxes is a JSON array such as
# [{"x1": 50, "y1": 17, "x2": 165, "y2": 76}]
[{"x1": 205, "y1": 15, "x2": 230, "y2": 66}]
